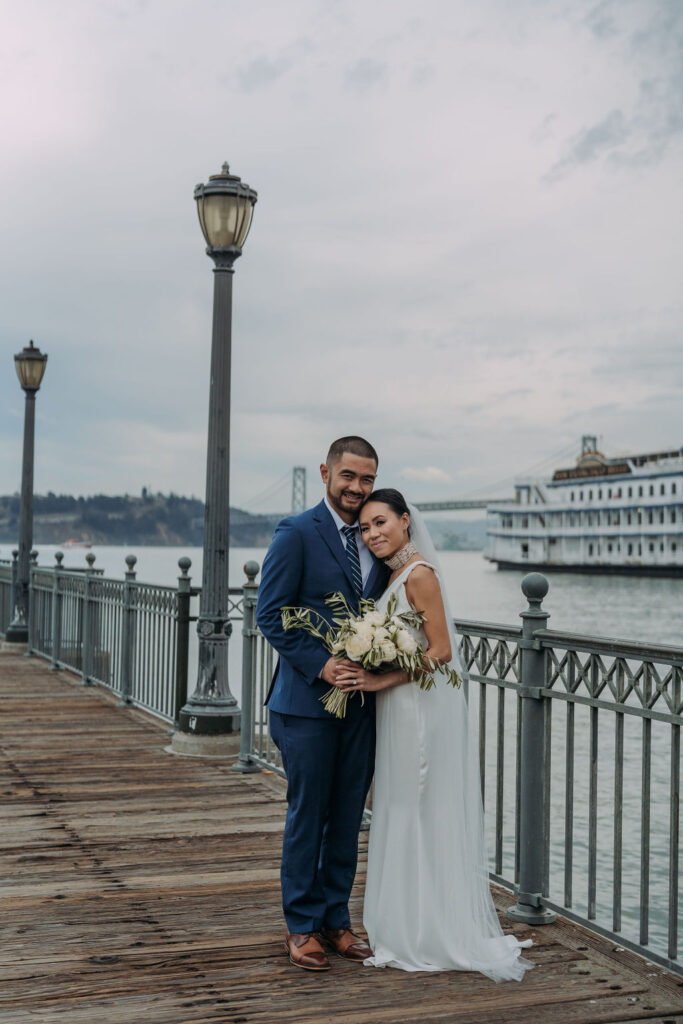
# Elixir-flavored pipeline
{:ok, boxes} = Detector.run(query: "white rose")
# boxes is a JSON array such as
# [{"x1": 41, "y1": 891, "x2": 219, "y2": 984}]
[
  {"x1": 372, "y1": 627, "x2": 390, "y2": 643},
  {"x1": 330, "y1": 636, "x2": 346, "y2": 654},
  {"x1": 345, "y1": 631, "x2": 373, "y2": 660},
  {"x1": 362, "y1": 606, "x2": 385, "y2": 622},
  {"x1": 396, "y1": 629, "x2": 418, "y2": 655},
  {"x1": 353, "y1": 621, "x2": 374, "y2": 642},
  {"x1": 378, "y1": 640, "x2": 398, "y2": 662}
]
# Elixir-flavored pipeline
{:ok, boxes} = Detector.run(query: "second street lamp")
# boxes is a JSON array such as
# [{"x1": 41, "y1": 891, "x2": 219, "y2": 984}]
[
  {"x1": 176, "y1": 162, "x2": 257, "y2": 746},
  {"x1": 6, "y1": 340, "x2": 48, "y2": 643}
]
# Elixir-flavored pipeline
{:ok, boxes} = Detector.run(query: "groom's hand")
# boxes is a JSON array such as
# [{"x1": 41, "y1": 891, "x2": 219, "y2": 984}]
[{"x1": 320, "y1": 657, "x2": 340, "y2": 685}]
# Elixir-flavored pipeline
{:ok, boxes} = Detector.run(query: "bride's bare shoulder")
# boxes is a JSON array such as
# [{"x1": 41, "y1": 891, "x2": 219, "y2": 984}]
[{"x1": 404, "y1": 561, "x2": 438, "y2": 594}]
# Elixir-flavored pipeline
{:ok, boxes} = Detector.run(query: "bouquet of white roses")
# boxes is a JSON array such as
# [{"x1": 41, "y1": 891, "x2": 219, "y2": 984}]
[{"x1": 281, "y1": 592, "x2": 461, "y2": 718}]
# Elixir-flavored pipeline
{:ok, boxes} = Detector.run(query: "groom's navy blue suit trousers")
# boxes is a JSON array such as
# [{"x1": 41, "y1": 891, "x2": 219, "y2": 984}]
[
  {"x1": 269, "y1": 703, "x2": 375, "y2": 932},
  {"x1": 256, "y1": 500, "x2": 388, "y2": 934}
]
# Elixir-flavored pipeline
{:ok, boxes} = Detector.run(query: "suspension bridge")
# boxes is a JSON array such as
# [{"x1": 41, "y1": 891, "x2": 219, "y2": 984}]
[
  {"x1": 232, "y1": 439, "x2": 598, "y2": 530},
  {"x1": 231, "y1": 466, "x2": 513, "y2": 529}
]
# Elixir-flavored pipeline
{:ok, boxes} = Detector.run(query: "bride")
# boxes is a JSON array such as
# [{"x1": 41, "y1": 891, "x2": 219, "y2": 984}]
[{"x1": 333, "y1": 488, "x2": 533, "y2": 982}]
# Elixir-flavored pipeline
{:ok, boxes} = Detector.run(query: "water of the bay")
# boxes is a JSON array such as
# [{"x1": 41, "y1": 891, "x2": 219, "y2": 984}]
[
  {"x1": 16, "y1": 542, "x2": 682, "y2": 963},
  {"x1": 20, "y1": 544, "x2": 681, "y2": 644}
]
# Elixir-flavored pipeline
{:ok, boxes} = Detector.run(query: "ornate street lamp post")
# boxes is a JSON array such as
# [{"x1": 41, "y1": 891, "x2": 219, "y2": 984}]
[
  {"x1": 6, "y1": 341, "x2": 48, "y2": 643},
  {"x1": 176, "y1": 162, "x2": 257, "y2": 743}
]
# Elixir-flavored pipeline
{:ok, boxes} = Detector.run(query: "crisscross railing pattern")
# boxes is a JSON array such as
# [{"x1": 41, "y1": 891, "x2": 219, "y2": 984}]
[
  {"x1": 238, "y1": 570, "x2": 682, "y2": 977},
  {"x1": 532, "y1": 631, "x2": 682, "y2": 964},
  {"x1": 11, "y1": 554, "x2": 683, "y2": 977}
]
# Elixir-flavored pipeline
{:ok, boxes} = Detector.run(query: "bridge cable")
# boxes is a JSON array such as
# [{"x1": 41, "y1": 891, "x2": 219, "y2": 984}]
[
  {"x1": 241, "y1": 471, "x2": 292, "y2": 512},
  {"x1": 451, "y1": 436, "x2": 584, "y2": 501}
]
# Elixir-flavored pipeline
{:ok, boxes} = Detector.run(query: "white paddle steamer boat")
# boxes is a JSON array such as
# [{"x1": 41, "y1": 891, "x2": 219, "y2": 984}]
[{"x1": 486, "y1": 436, "x2": 683, "y2": 576}]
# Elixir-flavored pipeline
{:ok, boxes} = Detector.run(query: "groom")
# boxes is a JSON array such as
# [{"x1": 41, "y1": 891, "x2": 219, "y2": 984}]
[{"x1": 256, "y1": 436, "x2": 389, "y2": 971}]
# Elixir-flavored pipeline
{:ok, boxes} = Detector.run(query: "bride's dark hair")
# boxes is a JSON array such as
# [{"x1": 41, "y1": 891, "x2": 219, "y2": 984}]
[{"x1": 362, "y1": 488, "x2": 412, "y2": 537}]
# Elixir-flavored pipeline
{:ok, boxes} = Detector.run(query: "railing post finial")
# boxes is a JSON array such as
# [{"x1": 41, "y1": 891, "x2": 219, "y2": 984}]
[
  {"x1": 521, "y1": 572, "x2": 549, "y2": 615},
  {"x1": 243, "y1": 560, "x2": 259, "y2": 584}
]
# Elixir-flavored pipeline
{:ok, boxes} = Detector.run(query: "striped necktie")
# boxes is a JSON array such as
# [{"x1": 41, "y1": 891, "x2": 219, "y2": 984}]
[{"x1": 342, "y1": 525, "x2": 363, "y2": 597}]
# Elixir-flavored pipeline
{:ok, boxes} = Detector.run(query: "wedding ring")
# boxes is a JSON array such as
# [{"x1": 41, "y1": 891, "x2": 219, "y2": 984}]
[{"x1": 353, "y1": 679, "x2": 358, "y2": 686}]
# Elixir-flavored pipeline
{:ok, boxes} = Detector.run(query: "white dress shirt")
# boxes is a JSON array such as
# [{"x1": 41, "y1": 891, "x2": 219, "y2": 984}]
[{"x1": 324, "y1": 496, "x2": 374, "y2": 586}]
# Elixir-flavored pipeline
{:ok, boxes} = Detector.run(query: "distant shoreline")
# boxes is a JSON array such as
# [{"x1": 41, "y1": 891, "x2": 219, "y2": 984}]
[{"x1": 0, "y1": 491, "x2": 487, "y2": 551}]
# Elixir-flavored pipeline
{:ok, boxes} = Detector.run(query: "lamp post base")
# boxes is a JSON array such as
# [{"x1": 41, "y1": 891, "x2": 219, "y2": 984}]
[
  {"x1": 171, "y1": 702, "x2": 241, "y2": 758},
  {"x1": 507, "y1": 903, "x2": 557, "y2": 925},
  {"x1": 177, "y1": 702, "x2": 241, "y2": 735},
  {"x1": 169, "y1": 730, "x2": 241, "y2": 758},
  {"x1": 0, "y1": 638, "x2": 28, "y2": 653},
  {"x1": 5, "y1": 622, "x2": 28, "y2": 644}
]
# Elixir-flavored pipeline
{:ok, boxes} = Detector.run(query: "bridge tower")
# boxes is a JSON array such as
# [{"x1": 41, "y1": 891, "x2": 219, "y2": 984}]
[{"x1": 292, "y1": 467, "x2": 306, "y2": 515}]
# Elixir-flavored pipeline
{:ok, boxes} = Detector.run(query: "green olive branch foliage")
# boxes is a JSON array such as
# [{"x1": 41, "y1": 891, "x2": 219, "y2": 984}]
[{"x1": 280, "y1": 591, "x2": 461, "y2": 718}]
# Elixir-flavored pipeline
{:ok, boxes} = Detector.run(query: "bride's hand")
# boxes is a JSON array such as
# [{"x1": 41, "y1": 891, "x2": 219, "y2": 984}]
[{"x1": 334, "y1": 664, "x2": 386, "y2": 693}]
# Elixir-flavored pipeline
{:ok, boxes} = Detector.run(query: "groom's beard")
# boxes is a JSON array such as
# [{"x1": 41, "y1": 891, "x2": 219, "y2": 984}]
[{"x1": 329, "y1": 491, "x2": 365, "y2": 519}]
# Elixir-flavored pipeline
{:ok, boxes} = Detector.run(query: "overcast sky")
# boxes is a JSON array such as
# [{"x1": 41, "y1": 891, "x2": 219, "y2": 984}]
[{"x1": 1, "y1": 0, "x2": 681, "y2": 513}]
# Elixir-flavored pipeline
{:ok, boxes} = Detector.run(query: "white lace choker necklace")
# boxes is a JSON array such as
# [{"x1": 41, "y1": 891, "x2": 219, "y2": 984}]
[{"x1": 385, "y1": 540, "x2": 417, "y2": 570}]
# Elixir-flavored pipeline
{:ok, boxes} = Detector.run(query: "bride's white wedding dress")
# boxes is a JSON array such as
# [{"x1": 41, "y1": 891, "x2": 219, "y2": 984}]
[{"x1": 363, "y1": 559, "x2": 533, "y2": 981}]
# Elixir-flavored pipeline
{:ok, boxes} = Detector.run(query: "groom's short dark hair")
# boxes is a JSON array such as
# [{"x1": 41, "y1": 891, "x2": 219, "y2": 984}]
[{"x1": 327, "y1": 436, "x2": 378, "y2": 466}]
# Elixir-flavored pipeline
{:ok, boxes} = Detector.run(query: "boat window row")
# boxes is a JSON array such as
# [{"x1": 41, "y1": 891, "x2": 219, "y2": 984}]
[
  {"x1": 518, "y1": 540, "x2": 679, "y2": 558},
  {"x1": 586, "y1": 541, "x2": 678, "y2": 557},
  {"x1": 567, "y1": 480, "x2": 679, "y2": 502},
  {"x1": 500, "y1": 506, "x2": 681, "y2": 529}
]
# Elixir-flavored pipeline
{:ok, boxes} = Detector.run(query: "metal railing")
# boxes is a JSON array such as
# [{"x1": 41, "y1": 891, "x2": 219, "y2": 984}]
[
  {"x1": 0, "y1": 556, "x2": 14, "y2": 635},
  {"x1": 235, "y1": 565, "x2": 682, "y2": 978},
  {"x1": 460, "y1": 582, "x2": 682, "y2": 976},
  {"x1": 2, "y1": 551, "x2": 680, "y2": 976},
  {"x1": 19, "y1": 552, "x2": 244, "y2": 725}
]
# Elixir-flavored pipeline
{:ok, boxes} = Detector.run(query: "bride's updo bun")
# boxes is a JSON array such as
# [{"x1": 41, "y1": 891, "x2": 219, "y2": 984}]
[{"x1": 362, "y1": 488, "x2": 412, "y2": 537}]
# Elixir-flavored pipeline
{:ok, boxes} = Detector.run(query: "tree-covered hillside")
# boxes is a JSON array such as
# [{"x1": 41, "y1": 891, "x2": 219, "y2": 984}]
[{"x1": 0, "y1": 491, "x2": 281, "y2": 546}]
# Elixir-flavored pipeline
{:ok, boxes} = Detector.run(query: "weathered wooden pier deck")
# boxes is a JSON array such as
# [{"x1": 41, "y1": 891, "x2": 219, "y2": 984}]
[{"x1": 1, "y1": 648, "x2": 681, "y2": 1024}]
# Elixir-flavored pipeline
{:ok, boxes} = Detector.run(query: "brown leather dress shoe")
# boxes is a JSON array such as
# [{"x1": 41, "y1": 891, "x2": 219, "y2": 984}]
[
  {"x1": 320, "y1": 927, "x2": 372, "y2": 961},
  {"x1": 284, "y1": 932, "x2": 331, "y2": 971}
]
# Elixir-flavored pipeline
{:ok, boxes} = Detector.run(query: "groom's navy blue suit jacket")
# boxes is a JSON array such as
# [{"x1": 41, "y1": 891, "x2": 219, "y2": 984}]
[{"x1": 256, "y1": 500, "x2": 390, "y2": 719}]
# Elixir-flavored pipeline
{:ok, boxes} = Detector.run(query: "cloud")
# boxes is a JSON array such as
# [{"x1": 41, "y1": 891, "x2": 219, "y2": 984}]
[
  {"x1": 344, "y1": 57, "x2": 386, "y2": 90},
  {"x1": 531, "y1": 112, "x2": 557, "y2": 143},
  {"x1": 412, "y1": 61, "x2": 434, "y2": 86},
  {"x1": 0, "y1": 0, "x2": 681, "y2": 510},
  {"x1": 237, "y1": 55, "x2": 292, "y2": 93},
  {"x1": 585, "y1": 2, "x2": 620, "y2": 41},
  {"x1": 628, "y1": 74, "x2": 683, "y2": 165},
  {"x1": 548, "y1": 2, "x2": 683, "y2": 179},
  {"x1": 546, "y1": 109, "x2": 629, "y2": 180},
  {"x1": 234, "y1": 34, "x2": 313, "y2": 93},
  {"x1": 400, "y1": 467, "x2": 452, "y2": 483}
]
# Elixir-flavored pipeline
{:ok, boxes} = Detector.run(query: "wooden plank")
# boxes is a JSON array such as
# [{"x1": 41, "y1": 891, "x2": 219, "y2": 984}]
[{"x1": 1, "y1": 649, "x2": 682, "y2": 1024}]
